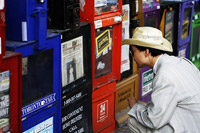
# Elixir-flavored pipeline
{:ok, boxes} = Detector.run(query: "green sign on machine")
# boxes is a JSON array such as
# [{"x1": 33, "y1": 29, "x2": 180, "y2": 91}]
[{"x1": 142, "y1": 69, "x2": 154, "y2": 97}]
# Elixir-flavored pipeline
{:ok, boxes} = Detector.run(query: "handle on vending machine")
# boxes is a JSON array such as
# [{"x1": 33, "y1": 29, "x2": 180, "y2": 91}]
[{"x1": 31, "y1": 7, "x2": 47, "y2": 50}]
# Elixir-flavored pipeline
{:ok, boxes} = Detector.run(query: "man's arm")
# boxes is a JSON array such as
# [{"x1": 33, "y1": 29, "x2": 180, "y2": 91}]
[{"x1": 128, "y1": 74, "x2": 178, "y2": 129}]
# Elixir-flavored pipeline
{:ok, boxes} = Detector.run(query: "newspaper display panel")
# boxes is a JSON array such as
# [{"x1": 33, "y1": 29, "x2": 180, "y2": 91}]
[
  {"x1": 121, "y1": 4, "x2": 130, "y2": 73},
  {"x1": 61, "y1": 36, "x2": 84, "y2": 87},
  {"x1": 0, "y1": 71, "x2": 10, "y2": 132},
  {"x1": 95, "y1": 27, "x2": 113, "y2": 78}
]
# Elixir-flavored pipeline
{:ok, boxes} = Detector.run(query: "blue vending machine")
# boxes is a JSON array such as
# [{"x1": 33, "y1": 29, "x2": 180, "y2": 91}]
[
  {"x1": 6, "y1": 0, "x2": 62, "y2": 132},
  {"x1": 6, "y1": 33, "x2": 61, "y2": 133},
  {"x1": 177, "y1": 1, "x2": 194, "y2": 58}
]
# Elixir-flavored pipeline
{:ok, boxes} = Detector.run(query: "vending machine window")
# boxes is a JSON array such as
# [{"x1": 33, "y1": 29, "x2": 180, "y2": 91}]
[
  {"x1": 80, "y1": 0, "x2": 122, "y2": 23},
  {"x1": 121, "y1": 4, "x2": 134, "y2": 80},
  {"x1": 144, "y1": 13, "x2": 157, "y2": 27},
  {"x1": 91, "y1": 18, "x2": 122, "y2": 89},
  {"x1": 0, "y1": 71, "x2": 10, "y2": 132},
  {"x1": 50, "y1": 22, "x2": 92, "y2": 94},
  {"x1": 95, "y1": 0, "x2": 119, "y2": 15},
  {"x1": 22, "y1": 49, "x2": 53, "y2": 107},
  {"x1": 181, "y1": 8, "x2": 192, "y2": 40},
  {"x1": 165, "y1": 10, "x2": 175, "y2": 44},
  {"x1": 160, "y1": 3, "x2": 179, "y2": 56},
  {"x1": 95, "y1": 27, "x2": 113, "y2": 78}
]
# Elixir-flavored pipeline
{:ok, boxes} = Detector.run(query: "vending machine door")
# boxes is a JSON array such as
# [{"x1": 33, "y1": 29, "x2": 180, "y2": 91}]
[
  {"x1": 93, "y1": 22, "x2": 122, "y2": 90},
  {"x1": 178, "y1": 1, "x2": 194, "y2": 46},
  {"x1": 95, "y1": 27, "x2": 113, "y2": 79},
  {"x1": 160, "y1": 3, "x2": 179, "y2": 56}
]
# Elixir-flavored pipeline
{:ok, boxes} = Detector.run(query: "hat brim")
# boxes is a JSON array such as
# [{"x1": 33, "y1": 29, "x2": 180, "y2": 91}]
[{"x1": 122, "y1": 37, "x2": 173, "y2": 52}]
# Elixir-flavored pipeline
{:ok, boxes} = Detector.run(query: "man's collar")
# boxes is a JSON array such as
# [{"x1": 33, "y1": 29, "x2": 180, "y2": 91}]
[{"x1": 153, "y1": 54, "x2": 163, "y2": 74}]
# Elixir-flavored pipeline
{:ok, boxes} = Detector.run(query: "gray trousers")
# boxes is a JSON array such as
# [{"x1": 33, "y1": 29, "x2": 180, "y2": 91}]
[
  {"x1": 127, "y1": 117, "x2": 173, "y2": 133},
  {"x1": 127, "y1": 117, "x2": 152, "y2": 133}
]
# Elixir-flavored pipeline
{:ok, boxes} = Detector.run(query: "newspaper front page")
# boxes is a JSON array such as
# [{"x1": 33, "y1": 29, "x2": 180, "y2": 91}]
[{"x1": 61, "y1": 36, "x2": 84, "y2": 87}]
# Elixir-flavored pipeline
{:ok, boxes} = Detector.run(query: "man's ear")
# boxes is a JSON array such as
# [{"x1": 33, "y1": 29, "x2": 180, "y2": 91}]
[{"x1": 145, "y1": 49, "x2": 150, "y2": 57}]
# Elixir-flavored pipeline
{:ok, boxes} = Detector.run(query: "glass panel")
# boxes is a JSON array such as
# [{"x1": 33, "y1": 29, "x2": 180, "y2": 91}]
[
  {"x1": 22, "y1": 49, "x2": 54, "y2": 107},
  {"x1": 181, "y1": 7, "x2": 192, "y2": 40},
  {"x1": 61, "y1": 36, "x2": 84, "y2": 87},
  {"x1": 95, "y1": 26, "x2": 113, "y2": 78},
  {"x1": 192, "y1": 26, "x2": 200, "y2": 57},
  {"x1": 95, "y1": 0, "x2": 119, "y2": 15},
  {"x1": 144, "y1": 14, "x2": 156, "y2": 28},
  {"x1": 165, "y1": 10, "x2": 174, "y2": 44}
]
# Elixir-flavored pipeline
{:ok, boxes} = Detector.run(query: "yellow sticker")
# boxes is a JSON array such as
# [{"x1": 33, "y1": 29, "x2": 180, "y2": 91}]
[{"x1": 95, "y1": 30, "x2": 111, "y2": 56}]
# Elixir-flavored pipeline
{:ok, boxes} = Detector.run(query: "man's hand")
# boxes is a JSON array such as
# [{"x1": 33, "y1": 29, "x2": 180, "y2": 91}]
[{"x1": 127, "y1": 97, "x2": 137, "y2": 109}]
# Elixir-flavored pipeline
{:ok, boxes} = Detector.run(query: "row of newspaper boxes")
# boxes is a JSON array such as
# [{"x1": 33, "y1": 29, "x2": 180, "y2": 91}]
[
  {"x1": 0, "y1": 0, "x2": 200, "y2": 132},
  {"x1": 0, "y1": 1, "x2": 123, "y2": 131},
  {"x1": 0, "y1": 0, "x2": 123, "y2": 132}
]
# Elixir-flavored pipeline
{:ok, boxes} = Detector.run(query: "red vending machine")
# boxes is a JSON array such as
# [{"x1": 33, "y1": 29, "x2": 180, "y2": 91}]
[
  {"x1": 80, "y1": 0, "x2": 122, "y2": 132},
  {"x1": 0, "y1": 0, "x2": 5, "y2": 66},
  {"x1": 92, "y1": 81, "x2": 116, "y2": 132},
  {"x1": 80, "y1": 0, "x2": 122, "y2": 90},
  {"x1": 0, "y1": 51, "x2": 22, "y2": 133}
]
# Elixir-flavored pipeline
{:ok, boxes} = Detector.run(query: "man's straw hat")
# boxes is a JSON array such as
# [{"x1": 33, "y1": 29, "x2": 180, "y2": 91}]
[{"x1": 122, "y1": 27, "x2": 173, "y2": 52}]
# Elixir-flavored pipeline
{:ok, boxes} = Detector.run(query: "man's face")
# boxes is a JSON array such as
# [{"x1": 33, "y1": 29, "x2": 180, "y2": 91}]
[{"x1": 131, "y1": 45, "x2": 147, "y2": 68}]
